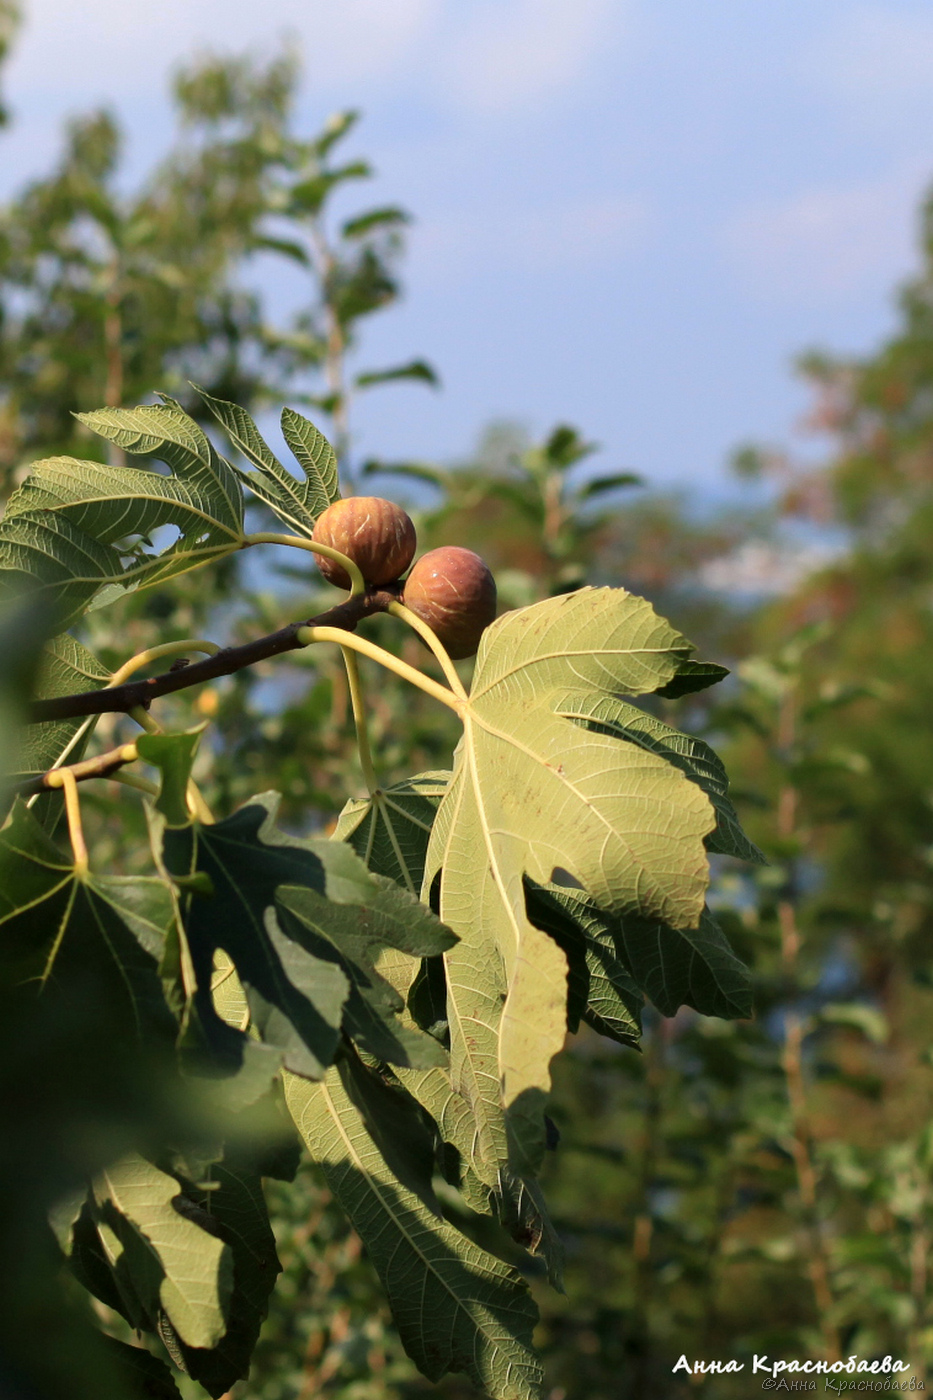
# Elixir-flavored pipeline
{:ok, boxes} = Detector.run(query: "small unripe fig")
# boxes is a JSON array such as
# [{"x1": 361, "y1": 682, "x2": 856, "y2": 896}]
[
  {"x1": 311, "y1": 496, "x2": 416, "y2": 589},
  {"x1": 402, "y1": 546, "x2": 497, "y2": 659}
]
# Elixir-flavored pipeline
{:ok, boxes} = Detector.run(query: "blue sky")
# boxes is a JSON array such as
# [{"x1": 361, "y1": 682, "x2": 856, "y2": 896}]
[{"x1": 3, "y1": 0, "x2": 933, "y2": 495}]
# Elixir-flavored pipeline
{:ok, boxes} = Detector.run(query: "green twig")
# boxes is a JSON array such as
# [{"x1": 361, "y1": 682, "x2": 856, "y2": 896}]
[
  {"x1": 297, "y1": 626, "x2": 463, "y2": 713},
  {"x1": 109, "y1": 638, "x2": 220, "y2": 689},
  {"x1": 387, "y1": 600, "x2": 468, "y2": 699},
  {"x1": 341, "y1": 647, "x2": 379, "y2": 794},
  {"x1": 244, "y1": 531, "x2": 366, "y2": 597}
]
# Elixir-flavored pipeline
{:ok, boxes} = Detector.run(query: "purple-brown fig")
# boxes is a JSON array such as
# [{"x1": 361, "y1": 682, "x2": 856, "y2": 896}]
[
  {"x1": 402, "y1": 546, "x2": 497, "y2": 659},
  {"x1": 311, "y1": 496, "x2": 416, "y2": 589}
]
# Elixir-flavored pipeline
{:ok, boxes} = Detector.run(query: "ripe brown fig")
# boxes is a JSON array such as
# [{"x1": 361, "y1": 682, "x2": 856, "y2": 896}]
[
  {"x1": 402, "y1": 546, "x2": 497, "y2": 659},
  {"x1": 311, "y1": 496, "x2": 416, "y2": 589}
]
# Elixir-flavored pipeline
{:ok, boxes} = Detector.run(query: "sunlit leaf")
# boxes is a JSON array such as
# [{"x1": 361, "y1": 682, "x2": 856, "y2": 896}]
[
  {"x1": 195, "y1": 386, "x2": 337, "y2": 534},
  {"x1": 557, "y1": 692, "x2": 765, "y2": 864},
  {"x1": 0, "y1": 403, "x2": 244, "y2": 627},
  {"x1": 425, "y1": 588, "x2": 715, "y2": 1180},
  {"x1": 91, "y1": 1153, "x2": 232, "y2": 1349}
]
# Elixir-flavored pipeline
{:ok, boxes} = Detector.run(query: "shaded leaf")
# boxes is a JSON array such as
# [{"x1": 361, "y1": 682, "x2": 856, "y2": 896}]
[
  {"x1": 335, "y1": 770, "x2": 449, "y2": 893},
  {"x1": 277, "y1": 883, "x2": 451, "y2": 1068},
  {"x1": 98, "y1": 1337, "x2": 183, "y2": 1400},
  {"x1": 614, "y1": 906, "x2": 752, "y2": 1019},
  {"x1": 161, "y1": 793, "x2": 453, "y2": 1079},
  {"x1": 171, "y1": 1160, "x2": 281, "y2": 1398},
  {"x1": 161, "y1": 799, "x2": 351, "y2": 1081},
  {"x1": 284, "y1": 1062, "x2": 543, "y2": 1400},
  {"x1": 138, "y1": 727, "x2": 205, "y2": 827},
  {"x1": 525, "y1": 879, "x2": 642, "y2": 1047},
  {"x1": 656, "y1": 659, "x2": 730, "y2": 698},
  {"x1": 0, "y1": 800, "x2": 174, "y2": 1036},
  {"x1": 17, "y1": 633, "x2": 108, "y2": 791}
]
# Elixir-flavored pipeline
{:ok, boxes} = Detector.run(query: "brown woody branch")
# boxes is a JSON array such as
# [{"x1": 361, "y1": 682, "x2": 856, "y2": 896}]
[
  {"x1": 27, "y1": 588, "x2": 399, "y2": 724},
  {"x1": 17, "y1": 741, "x2": 141, "y2": 797}
]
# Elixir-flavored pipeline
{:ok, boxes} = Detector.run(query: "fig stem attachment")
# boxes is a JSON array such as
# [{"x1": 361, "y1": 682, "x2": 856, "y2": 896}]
[
  {"x1": 130, "y1": 706, "x2": 160, "y2": 734},
  {"x1": 244, "y1": 531, "x2": 366, "y2": 598},
  {"x1": 109, "y1": 639, "x2": 220, "y2": 689},
  {"x1": 297, "y1": 626, "x2": 463, "y2": 714},
  {"x1": 48, "y1": 767, "x2": 90, "y2": 878},
  {"x1": 341, "y1": 647, "x2": 379, "y2": 795},
  {"x1": 387, "y1": 600, "x2": 468, "y2": 700}
]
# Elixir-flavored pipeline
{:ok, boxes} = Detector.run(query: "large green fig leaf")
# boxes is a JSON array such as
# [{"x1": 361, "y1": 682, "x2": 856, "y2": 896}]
[
  {"x1": 284, "y1": 1057, "x2": 543, "y2": 1400},
  {"x1": 424, "y1": 588, "x2": 717, "y2": 1182},
  {"x1": 612, "y1": 905, "x2": 753, "y2": 1019},
  {"x1": 90, "y1": 1154, "x2": 232, "y2": 1350},
  {"x1": 276, "y1": 883, "x2": 450, "y2": 1068},
  {"x1": 525, "y1": 879, "x2": 642, "y2": 1046},
  {"x1": 0, "y1": 800, "x2": 174, "y2": 1036},
  {"x1": 16, "y1": 633, "x2": 110, "y2": 785},
  {"x1": 159, "y1": 794, "x2": 454, "y2": 1080},
  {"x1": 0, "y1": 401, "x2": 244, "y2": 627},
  {"x1": 527, "y1": 876, "x2": 750, "y2": 1019},
  {"x1": 335, "y1": 769, "x2": 450, "y2": 893},
  {"x1": 557, "y1": 692, "x2": 765, "y2": 864},
  {"x1": 195, "y1": 387, "x2": 338, "y2": 535},
  {"x1": 165, "y1": 1161, "x2": 281, "y2": 1398}
]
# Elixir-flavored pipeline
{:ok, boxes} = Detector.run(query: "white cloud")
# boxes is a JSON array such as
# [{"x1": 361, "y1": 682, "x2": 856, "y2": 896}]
[
  {"x1": 6, "y1": 0, "x2": 629, "y2": 116},
  {"x1": 433, "y1": 0, "x2": 630, "y2": 115},
  {"x1": 723, "y1": 164, "x2": 927, "y2": 302},
  {"x1": 8, "y1": 0, "x2": 441, "y2": 103},
  {"x1": 700, "y1": 540, "x2": 844, "y2": 597},
  {"x1": 416, "y1": 191, "x2": 650, "y2": 275}
]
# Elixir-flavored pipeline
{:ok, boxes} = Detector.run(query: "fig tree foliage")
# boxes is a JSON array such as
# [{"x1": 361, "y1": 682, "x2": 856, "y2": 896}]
[{"x1": 0, "y1": 392, "x2": 760, "y2": 1400}]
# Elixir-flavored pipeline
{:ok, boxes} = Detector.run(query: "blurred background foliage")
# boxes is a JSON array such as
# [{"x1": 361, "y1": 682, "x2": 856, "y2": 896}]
[{"x1": 4, "y1": 22, "x2": 933, "y2": 1400}]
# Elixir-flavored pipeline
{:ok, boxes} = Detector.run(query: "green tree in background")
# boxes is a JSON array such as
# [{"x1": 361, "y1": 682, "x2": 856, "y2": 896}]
[{"x1": 4, "y1": 14, "x2": 933, "y2": 1400}]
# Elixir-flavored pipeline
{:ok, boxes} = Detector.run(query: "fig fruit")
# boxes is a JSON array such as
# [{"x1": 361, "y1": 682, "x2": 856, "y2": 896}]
[
  {"x1": 402, "y1": 546, "x2": 497, "y2": 659},
  {"x1": 311, "y1": 496, "x2": 416, "y2": 589}
]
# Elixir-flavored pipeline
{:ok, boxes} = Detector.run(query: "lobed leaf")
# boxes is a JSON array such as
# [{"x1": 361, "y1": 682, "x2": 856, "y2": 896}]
[
  {"x1": 0, "y1": 404, "x2": 244, "y2": 628},
  {"x1": 335, "y1": 769, "x2": 450, "y2": 893},
  {"x1": 91, "y1": 1153, "x2": 232, "y2": 1350},
  {"x1": 285, "y1": 1059, "x2": 544, "y2": 1400},
  {"x1": 615, "y1": 906, "x2": 752, "y2": 1019},
  {"x1": 159, "y1": 794, "x2": 455, "y2": 1080},
  {"x1": 525, "y1": 879, "x2": 642, "y2": 1047},
  {"x1": 425, "y1": 588, "x2": 716, "y2": 1181},
  {"x1": 168, "y1": 1161, "x2": 282, "y2": 1397},
  {"x1": 195, "y1": 385, "x2": 338, "y2": 536},
  {"x1": 0, "y1": 800, "x2": 174, "y2": 1036},
  {"x1": 556, "y1": 693, "x2": 766, "y2": 864}
]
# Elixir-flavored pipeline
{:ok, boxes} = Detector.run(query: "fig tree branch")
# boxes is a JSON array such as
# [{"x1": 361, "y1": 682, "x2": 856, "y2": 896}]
[
  {"x1": 27, "y1": 588, "x2": 400, "y2": 724},
  {"x1": 18, "y1": 740, "x2": 141, "y2": 798}
]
